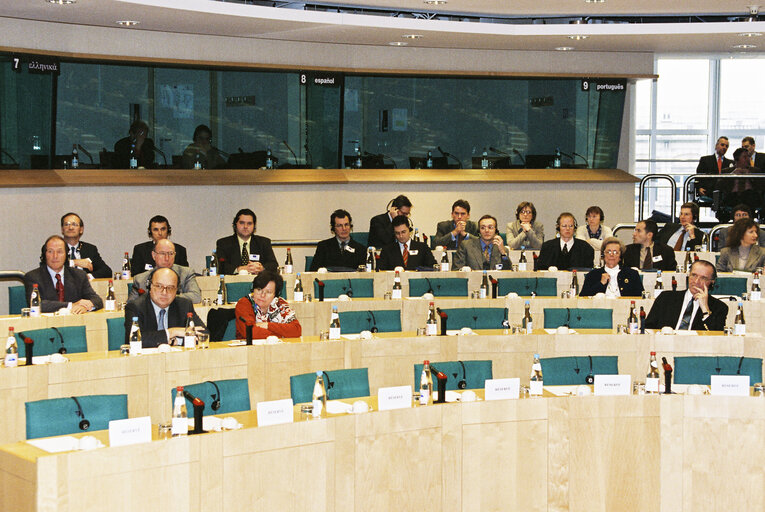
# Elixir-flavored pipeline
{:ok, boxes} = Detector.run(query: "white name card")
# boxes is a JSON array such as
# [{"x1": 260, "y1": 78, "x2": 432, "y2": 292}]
[
  {"x1": 378, "y1": 385, "x2": 412, "y2": 411},
  {"x1": 710, "y1": 375, "x2": 750, "y2": 396},
  {"x1": 485, "y1": 378, "x2": 520, "y2": 400},
  {"x1": 594, "y1": 374, "x2": 631, "y2": 396},
  {"x1": 257, "y1": 398, "x2": 294, "y2": 426},
  {"x1": 108, "y1": 416, "x2": 152, "y2": 447}
]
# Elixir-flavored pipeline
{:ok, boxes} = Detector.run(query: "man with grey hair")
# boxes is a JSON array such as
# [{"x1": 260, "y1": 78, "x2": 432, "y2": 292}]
[{"x1": 128, "y1": 239, "x2": 201, "y2": 303}]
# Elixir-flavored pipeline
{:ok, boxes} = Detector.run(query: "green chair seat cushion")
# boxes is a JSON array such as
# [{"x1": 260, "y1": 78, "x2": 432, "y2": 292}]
[
  {"x1": 313, "y1": 278, "x2": 374, "y2": 299},
  {"x1": 106, "y1": 317, "x2": 126, "y2": 351},
  {"x1": 9, "y1": 285, "x2": 25, "y2": 315},
  {"x1": 408, "y1": 278, "x2": 468, "y2": 297},
  {"x1": 543, "y1": 308, "x2": 613, "y2": 329},
  {"x1": 290, "y1": 368, "x2": 370, "y2": 404},
  {"x1": 413, "y1": 360, "x2": 493, "y2": 391},
  {"x1": 25, "y1": 394, "x2": 128, "y2": 439},
  {"x1": 498, "y1": 277, "x2": 557, "y2": 297},
  {"x1": 712, "y1": 277, "x2": 747, "y2": 297},
  {"x1": 338, "y1": 310, "x2": 401, "y2": 334},
  {"x1": 539, "y1": 356, "x2": 619, "y2": 385},
  {"x1": 16, "y1": 326, "x2": 88, "y2": 357},
  {"x1": 440, "y1": 308, "x2": 507, "y2": 330},
  {"x1": 673, "y1": 356, "x2": 763, "y2": 385}
]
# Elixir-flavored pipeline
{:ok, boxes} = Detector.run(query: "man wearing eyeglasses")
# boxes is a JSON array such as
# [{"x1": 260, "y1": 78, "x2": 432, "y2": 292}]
[
  {"x1": 310, "y1": 209, "x2": 366, "y2": 271},
  {"x1": 181, "y1": 124, "x2": 227, "y2": 170},
  {"x1": 60, "y1": 212, "x2": 112, "y2": 279},
  {"x1": 127, "y1": 239, "x2": 201, "y2": 303},
  {"x1": 645, "y1": 260, "x2": 728, "y2": 331},
  {"x1": 579, "y1": 238, "x2": 643, "y2": 297},
  {"x1": 124, "y1": 267, "x2": 205, "y2": 348},
  {"x1": 535, "y1": 212, "x2": 594, "y2": 270}
]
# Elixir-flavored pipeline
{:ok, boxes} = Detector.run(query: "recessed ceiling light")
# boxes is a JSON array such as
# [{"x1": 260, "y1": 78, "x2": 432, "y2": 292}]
[
  {"x1": 116, "y1": 20, "x2": 140, "y2": 26},
  {"x1": 568, "y1": 35, "x2": 589, "y2": 40},
  {"x1": 555, "y1": 46, "x2": 575, "y2": 51},
  {"x1": 389, "y1": 41, "x2": 408, "y2": 46},
  {"x1": 733, "y1": 43, "x2": 757, "y2": 48},
  {"x1": 403, "y1": 34, "x2": 423, "y2": 39},
  {"x1": 46, "y1": 0, "x2": 76, "y2": 4},
  {"x1": 424, "y1": 0, "x2": 447, "y2": 4},
  {"x1": 584, "y1": 0, "x2": 605, "y2": 3},
  {"x1": 739, "y1": 32, "x2": 763, "y2": 37}
]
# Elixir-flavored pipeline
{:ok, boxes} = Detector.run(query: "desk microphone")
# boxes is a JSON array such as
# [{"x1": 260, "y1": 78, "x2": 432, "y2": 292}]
[
  {"x1": 489, "y1": 146, "x2": 510, "y2": 157},
  {"x1": 437, "y1": 146, "x2": 463, "y2": 169},
  {"x1": 512, "y1": 148, "x2": 526, "y2": 166},
  {"x1": 282, "y1": 140, "x2": 299, "y2": 166},
  {"x1": 0, "y1": 149, "x2": 18, "y2": 165},
  {"x1": 19, "y1": 332, "x2": 34, "y2": 365},
  {"x1": 50, "y1": 326, "x2": 67, "y2": 354},
  {"x1": 182, "y1": 389, "x2": 206, "y2": 434},
  {"x1": 212, "y1": 146, "x2": 230, "y2": 158},
  {"x1": 572, "y1": 152, "x2": 589, "y2": 167},
  {"x1": 558, "y1": 149, "x2": 574, "y2": 163},
  {"x1": 153, "y1": 146, "x2": 168, "y2": 166},
  {"x1": 76, "y1": 145, "x2": 93, "y2": 165},
  {"x1": 71, "y1": 397, "x2": 90, "y2": 430}
]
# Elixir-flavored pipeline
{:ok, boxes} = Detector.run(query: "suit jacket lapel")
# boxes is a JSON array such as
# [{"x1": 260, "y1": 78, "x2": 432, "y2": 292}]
[{"x1": 143, "y1": 296, "x2": 159, "y2": 331}]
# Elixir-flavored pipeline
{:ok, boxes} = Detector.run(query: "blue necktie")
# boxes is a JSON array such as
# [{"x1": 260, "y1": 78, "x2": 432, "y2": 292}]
[
  {"x1": 158, "y1": 309, "x2": 166, "y2": 331},
  {"x1": 678, "y1": 300, "x2": 694, "y2": 330}
]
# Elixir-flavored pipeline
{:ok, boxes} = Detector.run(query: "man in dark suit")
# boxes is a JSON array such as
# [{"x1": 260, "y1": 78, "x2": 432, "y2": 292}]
[
  {"x1": 656, "y1": 202, "x2": 705, "y2": 251},
  {"x1": 24, "y1": 235, "x2": 103, "y2": 313},
  {"x1": 310, "y1": 209, "x2": 366, "y2": 271},
  {"x1": 378, "y1": 215, "x2": 437, "y2": 270},
  {"x1": 535, "y1": 212, "x2": 594, "y2": 270},
  {"x1": 124, "y1": 267, "x2": 205, "y2": 348},
  {"x1": 367, "y1": 195, "x2": 412, "y2": 249},
  {"x1": 623, "y1": 219, "x2": 677, "y2": 271},
  {"x1": 113, "y1": 119, "x2": 155, "y2": 169},
  {"x1": 131, "y1": 215, "x2": 189, "y2": 273},
  {"x1": 743, "y1": 136, "x2": 765, "y2": 171},
  {"x1": 645, "y1": 260, "x2": 728, "y2": 331},
  {"x1": 696, "y1": 136, "x2": 732, "y2": 197},
  {"x1": 215, "y1": 208, "x2": 277, "y2": 275},
  {"x1": 60, "y1": 212, "x2": 112, "y2": 279},
  {"x1": 580, "y1": 237, "x2": 644, "y2": 297},
  {"x1": 452, "y1": 214, "x2": 510, "y2": 270},
  {"x1": 431, "y1": 199, "x2": 479, "y2": 250}
]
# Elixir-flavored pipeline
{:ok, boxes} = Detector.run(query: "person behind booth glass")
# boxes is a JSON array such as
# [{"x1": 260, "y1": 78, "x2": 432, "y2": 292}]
[
  {"x1": 742, "y1": 136, "x2": 765, "y2": 171},
  {"x1": 645, "y1": 260, "x2": 728, "y2": 331},
  {"x1": 367, "y1": 195, "x2": 412, "y2": 249},
  {"x1": 623, "y1": 219, "x2": 677, "y2": 271},
  {"x1": 656, "y1": 202, "x2": 705, "y2": 251},
  {"x1": 128, "y1": 239, "x2": 201, "y2": 303},
  {"x1": 131, "y1": 215, "x2": 189, "y2": 273},
  {"x1": 310, "y1": 209, "x2": 367, "y2": 271},
  {"x1": 181, "y1": 124, "x2": 227, "y2": 170},
  {"x1": 716, "y1": 218, "x2": 765, "y2": 272},
  {"x1": 431, "y1": 199, "x2": 479, "y2": 250},
  {"x1": 575, "y1": 205, "x2": 613, "y2": 252},
  {"x1": 721, "y1": 147, "x2": 762, "y2": 212},
  {"x1": 215, "y1": 208, "x2": 277, "y2": 275},
  {"x1": 716, "y1": 204, "x2": 765, "y2": 249},
  {"x1": 113, "y1": 120, "x2": 156, "y2": 169},
  {"x1": 24, "y1": 235, "x2": 103, "y2": 314},
  {"x1": 60, "y1": 212, "x2": 112, "y2": 279},
  {"x1": 579, "y1": 237, "x2": 644, "y2": 297},
  {"x1": 453, "y1": 214, "x2": 510, "y2": 270},
  {"x1": 506, "y1": 201, "x2": 544, "y2": 250},
  {"x1": 378, "y1": 215, "x2": 437, "y2": 271},
  {"x1": 234, "y1": 270, "x2": 302, "y2": 340},
  {"x1": 535, "y1": 212, "x2": 594, "y2": 270}
]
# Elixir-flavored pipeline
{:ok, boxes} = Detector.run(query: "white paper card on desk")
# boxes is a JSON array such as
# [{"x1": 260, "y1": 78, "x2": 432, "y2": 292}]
[
  {"x1": 645, "y1": 377, "x2": 660, "y2": 393},
  {"x1": 378, "y1": 385, "x2": 412, "y2": 411},
  {"x1": 710, "y1": 375, "x2": 750, "y2": 396},
  {"x1": 485, "y1": 378, "x2": 520, "y2": 400},
  {"x1": 594, "y1": 374, "x2": 631, "y2": 396},
  {"x1": 257, "y1": 398, "x2": 294, "y2": 426},
  {"x1": 109, "y1": 416, "x2": 152, "y2": 447}
]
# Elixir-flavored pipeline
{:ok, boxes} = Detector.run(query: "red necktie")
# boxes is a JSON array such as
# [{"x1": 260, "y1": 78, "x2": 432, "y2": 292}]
[
  {"x1": 717, "y1": 156, "x2": 722, "y2": 173},
  {"x1": 55, "y1": 273, "x2": 65, "y2": 302},
  {"x1": 402, "y1": 245, "x2": 409, "y2": 267}
]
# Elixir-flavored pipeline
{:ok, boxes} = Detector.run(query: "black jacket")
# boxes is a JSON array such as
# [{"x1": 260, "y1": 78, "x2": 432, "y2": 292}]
[
  {"x1": 622, "y1": 242, "x2": 677, "y2": 271},
  {"x1": 310, "y1": 237, "x2": 367, "y2": 271},
  {"x1": 215, "y1": 234, "x2": 277, "y2": 275},
  {"x1": 378, "y1": 240, "x2": 437, "y2": 270},
  {"x1": 535, "y1": 238, "x2": 594, "y2": 271},
  {"x1": 131, "y1": 240, "x2": 189, "y2": 274},
  {"x1": 579, "y1": 267, "x2": 644, "y2": 297},
  {"x1": 124, "y1": 294, "x2": 205, "y2": 348},
  {"x1": 644, "y1": 290, "x2": 728, "y2": 331}
]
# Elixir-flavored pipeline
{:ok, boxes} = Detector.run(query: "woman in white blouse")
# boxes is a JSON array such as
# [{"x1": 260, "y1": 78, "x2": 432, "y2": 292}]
[{"x1": 575, "y1": 206, "x2": 612, "y2": 251}]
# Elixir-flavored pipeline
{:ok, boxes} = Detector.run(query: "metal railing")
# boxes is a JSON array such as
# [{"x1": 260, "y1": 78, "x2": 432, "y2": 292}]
[
  {"x1": 682, "y1": 173, "x2": 765, "y2": 204},
  {"x1": 638, "y1": 174, "x2": 676, "y2": 221}
]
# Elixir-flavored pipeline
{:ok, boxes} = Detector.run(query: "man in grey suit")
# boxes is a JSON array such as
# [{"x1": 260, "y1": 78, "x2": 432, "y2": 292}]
[
  {"x1": 431, "y1": 199, "x2": 479, "y2": 250},
  {"x1": 128, "y1": 239, "x2": 201, "y2": 303},
  {"x1": 452, "y1": 214, "x2": 510, "y2": 270}
]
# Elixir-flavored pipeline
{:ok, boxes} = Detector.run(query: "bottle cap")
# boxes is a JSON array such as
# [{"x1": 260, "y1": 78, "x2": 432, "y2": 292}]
[
  {"x1": 650, "y1": 351, "x2": 656, "y2": 355},
  {"x1": 533, "y1": 353, "x2": 540, "y2": 358},
  {"x1": 316, "y1": 370, "x2": 322, "y2": 376},
  {"x1": 176, "y1": 386, "x2": 183, "y2": 392},
  {"x1": 187, "y1": 312, "x2": 193, "y2": 317},
  {"x1": 424, "y1": 360, "x2": 429, "y2": 365},
  {"x1": 132, "y1": 316, "x2": 138, "y2": 321},
  {"x1": 524, "y1": 300, "x2": 530, "y2": 305},
  {"x1": 429, "y1": 302, "x2": 434, "y2": 306}
]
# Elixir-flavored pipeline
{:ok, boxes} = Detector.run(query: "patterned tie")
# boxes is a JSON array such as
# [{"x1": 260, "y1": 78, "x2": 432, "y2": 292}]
[
  {"x1": 158, "y1": 309, "x2": 166, "y2": 331},
  {"x1": 241, "y1": 242, "x2": 249, "y2": 266},
  {"x1": 678, "y1": 299, "x2": 694, "y2": 330},
  {"x1": 643, "y1": 247, "x2": 652, "y2": 269},
  {"x1": 483, "y1": 245, "x2": 490, "y2": 263},
  {"x1": 562, "y1": 244, "x2": 569, "y2": 255},
  {"x1": 70, "y1": 246, "x2": 76, "y2": 260},
  {"x1": 55, "y1": 273, "x2": 64, "y2": 302},
  {"x1": 402, "y1": 244, "x2": 409, "y2": 267}
]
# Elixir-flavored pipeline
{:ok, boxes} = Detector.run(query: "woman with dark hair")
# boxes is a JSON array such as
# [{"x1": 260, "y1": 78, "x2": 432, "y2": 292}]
[
  {"x1": 506, "y1": 201, "x2": 544, "y2": 249},
  {"x1": 575, "y1": 205, "x2": 613, "y2": 251},
  {"x1": 716, "y1": 218, "x2": 765, "y2": 272},
  {"x1": 234, "y1": 270, "x2": 302, "y2": 339}
]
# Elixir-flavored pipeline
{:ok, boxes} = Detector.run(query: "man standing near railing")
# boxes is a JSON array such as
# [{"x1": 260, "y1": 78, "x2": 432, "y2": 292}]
[
  {"x1": 696, "y1": 136, "x2": 732, "y2": 197},
  {"x1": 742, "y1": 137, "x2": 765, "y2": 171}
]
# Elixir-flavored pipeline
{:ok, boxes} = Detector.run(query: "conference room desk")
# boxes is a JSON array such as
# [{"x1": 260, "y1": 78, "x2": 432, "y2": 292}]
[{"x1": 2, "y1": 391, "x2": 765, "y2": 512}]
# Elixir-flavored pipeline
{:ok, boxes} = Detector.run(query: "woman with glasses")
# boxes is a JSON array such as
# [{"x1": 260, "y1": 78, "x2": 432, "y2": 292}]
[
  {"x1": 716, "y1": 218, "x2": 765, "y2": 272},
  {"x1": 235, "y1": 270, "x2": 302, "y2": 340},
  {"x1": 506, "y1": 201, "x2": 544, "y2": 249},
  {"x1": 576, "y1": 205, "x2": 613, "y2": 251},
  {"x1": 580, "y1": 237, "x2": 644, "y2": 297}
]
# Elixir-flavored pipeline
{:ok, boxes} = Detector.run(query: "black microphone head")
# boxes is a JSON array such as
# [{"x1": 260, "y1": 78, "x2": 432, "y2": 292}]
[
  {"x1": 79, "y1": 418, "x2": 90, "y2": 430},
  {"x1": 211, "y1": 399, "x2": 221, "y2": 411}
]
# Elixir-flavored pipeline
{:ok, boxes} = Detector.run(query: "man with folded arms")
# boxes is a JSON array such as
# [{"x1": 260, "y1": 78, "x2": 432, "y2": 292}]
[
  {"x1": 128, "y1": 239, "x2": 201, "y2": 303},
  {"x1": 378, "y1": 216, "x2": 437, "y2": 270},
  {"x1": 216, "y1": 208, "x2": 277, "y2": 275},
  {"x1": 60, "y1": 212, "x2": 112, "y2": 279},
  {"x1": 24, "y1": 235, "x2": 103, "y2": 314},
  {"x1": 452, "y1": 215, "x2": 510, "y2": 270},
  {"x1": 310, "y1": 209, "x2": 366, "y2": 271},
  {"x1": 431, "y1": 199, "x2": 479, "y2": 250},
  {"x1": 623, "y1": 219, "x2": 677, "y2": 271}
]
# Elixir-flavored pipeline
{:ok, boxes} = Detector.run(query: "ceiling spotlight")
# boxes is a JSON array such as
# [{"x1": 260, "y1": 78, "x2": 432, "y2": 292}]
[
  {"x1": 739, "y1": 32, "x2": 763, "y2": 37},
  {"x1": 733, "y1": 44, "x2": 757, "y2": 48},
  {"x1": 584, "y1": 0, "x2": 605, "y2": 3},
  {"x1": 46, "y1": 0, "x2": 76, "y2": 4},
  {"x1": 424, "y1": 0, "x2": 447, "y2": 4},
  {"x1": 568, "y1": 35, "x2": 589, "y2": 40},
  {"x1": 403, "y1": 34, "x2": 423, "y2": 39},
  {"x1": 389, "y1": 41, "x2": 408, "y2": 46},
  {"x1": 555, "y1": 46, "x2": 575, "y2": 51},
  {"x1": 116, "y1": 20, "x2": 140, "y2": 26}
]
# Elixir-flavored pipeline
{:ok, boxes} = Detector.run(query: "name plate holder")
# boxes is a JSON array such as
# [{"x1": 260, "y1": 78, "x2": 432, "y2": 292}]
[
  {"x1": 710, "y1": 375, "x2": 750, "y2": 396},
  {"x1": 109, "y1": 416, "x2": 152, "y2": 447},
  {"x1": 378, "y1": 385, "x2": 412, "y2": 411},
  {"x1": 594, "y1": 374, "x2": 631, "y2": 396},
  {"x1": 257, "y1": 398, "x2": 294, "y2": 426},
  {"x1": 485, "y1": 378, "x2": 520, "y2": 400}
]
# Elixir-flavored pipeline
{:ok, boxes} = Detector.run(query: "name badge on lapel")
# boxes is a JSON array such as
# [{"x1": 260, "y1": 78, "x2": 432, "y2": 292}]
[
  {"x1": 409, "y1": 250, "x2": 419, "y2": 255},
  {"x1": 249, "y1": 254, "x2": 260, "y2": 262}
]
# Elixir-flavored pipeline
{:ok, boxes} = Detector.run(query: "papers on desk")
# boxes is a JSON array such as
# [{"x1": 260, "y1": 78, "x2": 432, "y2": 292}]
[
  {"x1": 187, "y1": 415, "x2": 243, "y2": 432},
  {"x1": 445, "y1": 329, "x2": 478, "y2": 336},
  {"x1": 544, "y1": 329, "x2": 578, "y2": 334},
  {"x1": 27, "y1": 435, "x2": 104, "y2": 453},
  {"x1": 18, "y1": 354, "x2": 69, "y2": 365},
  {"x1": 226, "y1": 339, "x2": 282, "y2": 346},
  {"x1": 140, "y1": 346, "x2": 182, "y2": 354}
]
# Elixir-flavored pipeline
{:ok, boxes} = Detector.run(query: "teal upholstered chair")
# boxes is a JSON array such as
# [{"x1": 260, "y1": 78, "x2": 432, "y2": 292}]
[
  {"x1": 408, "y1": 278, "x2": 468, "y2": 297},
  {"x1": 673, "y1": 356, "x2": 763, "y2": 385},
  {"x1": 543, "y1": 308, "x2": 613, "y2": 329},
  {"x1": 225, "y1": 281, "x2": 287, "y2": 303},
  {"x1": 539, "y1": 356, "x2": 619, "y2": 385},
  {"x1": 222, "y1": 317, "x2": 237, "y2": 341},
  {"x1": 498, "y1": 277, "x2": 557, "y2": 297},
  {"x1": 351, "y1": 232, "x2": 369, "y2": 247},
  {"x1": 712, "y1": 277, "x2": 747, "y2": 297},
  {"x1": 413, "y1": 360, "x2": 493, "y2": 391},
  {"x1": 16, "y1": 326, "x2": 88, "y2": 357},
  {"x1": 338, "y1": 310, "x2": 401, "y2": 334},
  {"x1": 171, "y1": 379, "x2": 250, "y2": 416},
  {"x1": 313, "y1": 278, "x2": 373, "y2": 298},
  {"x1": 290, "y1": 368, "x2": 370, "y2": 404},
  {"x1": 106, "y1": 317, "x2": 126, "y2": 351},
  {"x1": 440, "y1": 308, "x2": 507, "y2": 330},
  {"x1": 9, "y1": 285, "x2": 26, "y2": 315},
  {"x1": 25, "y1": 394, "x2": 128, "y2": 439},
  {"x1": 304, "y1": 256, "x2": 314, "y2": 273}
]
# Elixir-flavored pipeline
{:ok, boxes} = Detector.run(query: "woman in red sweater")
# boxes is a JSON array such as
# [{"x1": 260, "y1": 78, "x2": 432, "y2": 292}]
[{"x1": 235, "y1": 270, "x2": 302, "y2": 340}]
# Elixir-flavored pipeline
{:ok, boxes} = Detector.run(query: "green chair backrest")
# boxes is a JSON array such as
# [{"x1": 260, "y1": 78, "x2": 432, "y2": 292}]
[
  {"x1": 499, "y1": 233, "x2": 507, "y2": 245},
  {"x1": 9, "y1": 285, "x2": 25, "y2": 315},
  {"x1": 440, "y1": 308, "x2": 507, "y2": 330},
  {"x1": 222, "y1": 317, "x2": 237, "y2": 341},
  {"x1": 290, "y1": 368, "x2": 370, "y2": 403},
  {"x1": 713, "y1": 277, "x2": 747, "y2": 296},
  {"x1": 225, "y1": 281, "x2": 286, "y2": 303},
  {"x1": 338, "y1": 310, "x2": 401, "y2": 334},
  {"x1": 413, "y1": 360, "x2": 493, "y2": 391},
  {"x1": 25, "y1": 394, "x2": 128, "y2": 439},
  {"x1": 408, "y1": 278, "x2": 468, "y2": 297},
  {"x1": 351, "y1": 232, "x2": 369, "y2": 247},
  {"x1": 673, "y1": 356, "x2": 763, "y2": 385},
  {"x1": 543, "y1": 308, "x2": 613, "y2": 329},
  {"x1": 540, "y1": 356, "x2": 619, "y2": 385},
  {"x1": 171, "y1": 379, "x2": 250, "y2": 416},
  {"x1": 498, "y1": 277, "x2": 557, "y2": 297},
  {"x1": 313, "y1": 278, "x2": 373, "y2": 298},
  {"x1": 106, "y1": 317, "x2": 126, "y2": 351},
  {"x1": 305, "y1": 255, "x2": 313, "y2": 273},
  {"x1": 16, "y1": 326, "x2": 88, "y2": 357}
]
